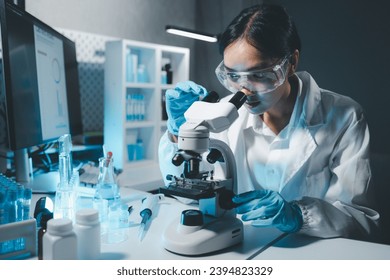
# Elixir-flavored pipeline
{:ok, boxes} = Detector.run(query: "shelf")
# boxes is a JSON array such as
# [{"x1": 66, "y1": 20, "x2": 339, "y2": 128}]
[
  {"x1": 125, "y1": 121, "x2": 155, "y2": 129},
  {"x1": 125, "y1": 82, "x2": 157, "y2": 89},
  {"x1": 104, "y1": 39, "x2": 189, "y2": 185}
]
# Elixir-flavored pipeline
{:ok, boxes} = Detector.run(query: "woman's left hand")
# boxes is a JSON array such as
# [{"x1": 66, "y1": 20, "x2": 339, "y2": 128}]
[{"x1": 233, "y1": 189, "x2": 303, "y2": 233}]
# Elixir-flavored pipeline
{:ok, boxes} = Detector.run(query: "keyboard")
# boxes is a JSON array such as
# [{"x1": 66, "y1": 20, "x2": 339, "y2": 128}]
[{"x1": 78, "y1": 164, "x2": 99, "y2": 187}]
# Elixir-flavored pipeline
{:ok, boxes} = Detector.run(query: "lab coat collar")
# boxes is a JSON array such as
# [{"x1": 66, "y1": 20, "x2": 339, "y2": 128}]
[
  {"x1": 276, "y1": 72, "x2": 322, "y2": 189},
  {"x1": 296, "y1": 71, "x2": 325, "y2": 127},
  {"x1": 247, "y1": 72, "x2": 320, "y2": 190},
  {"x1": 249, "y1": 71, "x2": 323, "y2": 137}
]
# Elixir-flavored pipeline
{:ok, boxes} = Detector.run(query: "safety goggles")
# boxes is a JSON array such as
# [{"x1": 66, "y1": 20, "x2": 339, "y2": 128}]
[{"x1": 215, "y1": 56, "x2": 290, "y2": 94}]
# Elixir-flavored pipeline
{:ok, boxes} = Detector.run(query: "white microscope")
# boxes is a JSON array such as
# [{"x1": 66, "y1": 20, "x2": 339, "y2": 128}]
[{"x1": 160, "y1": 91, "x2": 247, "y2": 255}]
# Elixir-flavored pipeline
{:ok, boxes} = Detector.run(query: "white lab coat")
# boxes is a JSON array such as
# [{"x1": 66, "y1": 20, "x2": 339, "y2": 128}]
[{"x1": 159, "y1": 71, "x2": 379, "y2": 240}]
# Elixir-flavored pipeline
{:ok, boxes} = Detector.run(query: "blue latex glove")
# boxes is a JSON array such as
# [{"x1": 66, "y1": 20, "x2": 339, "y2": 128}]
[
  {"x1": 233, "y1": 190, "x2": 303, "y2": 233},
  {"x1": 165, "y1": 81, "x2": 208, "y2": 135}
]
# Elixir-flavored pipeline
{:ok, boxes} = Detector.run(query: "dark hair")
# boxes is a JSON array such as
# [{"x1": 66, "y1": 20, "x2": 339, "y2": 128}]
[{"x1": 218, "y1": 4, "x2": 301, "y2": 60}]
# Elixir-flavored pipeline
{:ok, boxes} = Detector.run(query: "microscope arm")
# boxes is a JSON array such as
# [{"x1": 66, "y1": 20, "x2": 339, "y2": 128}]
[{"x1": 208, "y1": 138, "x2": 237, "y2": 194}]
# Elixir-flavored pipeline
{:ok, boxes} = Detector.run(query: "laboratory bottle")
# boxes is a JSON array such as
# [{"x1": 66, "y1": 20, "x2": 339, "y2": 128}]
[
  {"x1": 133, "y1": 94, "x2": 139, "y2": 120},
  {"x1": 42, "y1": 218, "x2": 78, "y2": 260},
  {"x1": 135, "y1": 139, "x2": 144, "y2": 160},
  {"x1": 74, "y1": 208, "x2": 101, "y2": 260},
  {"x1": 93, "y1": 152, "x2": 120, "y2": 225},
  {"x1": 161, "y1": 68, "x2": 167, "y2": 84},
  {"x1": 140, "y1": 94, "x2": 145, "y2": 120},
  {"x1": 165, "y1": 63, "x2": 173, "y2": 84},
  {"x1": 137, "y1": 64, "x2": 148, "y2": 83},
  {"x1": 126, "y1": 93, "x2": 133, "y2": 121},
  {"x1": 37, "y1": 212, "x2": 53, "y2": 260},
  {"x1": 126, "y1": 48, "x2": 133, "y2": 82}
]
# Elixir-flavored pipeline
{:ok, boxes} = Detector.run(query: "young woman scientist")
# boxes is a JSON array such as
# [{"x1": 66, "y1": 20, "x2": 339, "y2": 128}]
[{"x1": 159, "y1": 4, "x2": 379, "y2": 240}]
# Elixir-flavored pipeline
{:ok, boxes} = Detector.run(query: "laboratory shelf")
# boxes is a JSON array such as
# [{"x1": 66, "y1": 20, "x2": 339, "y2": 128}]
[
  {"x1": 125, "y1": 82, "x2": 157, "y2": 89},
  {"x1": 104, "y1": 39, "x2": 189, "y2": 186},
  {"x1": 124, "y1": 121, "x2": 155, "y2": 129}
]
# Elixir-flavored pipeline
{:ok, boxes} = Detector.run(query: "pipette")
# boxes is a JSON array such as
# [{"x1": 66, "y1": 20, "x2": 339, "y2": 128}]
[{"x1": 138, "y1": 194, "x2": 164, "y2": 241}]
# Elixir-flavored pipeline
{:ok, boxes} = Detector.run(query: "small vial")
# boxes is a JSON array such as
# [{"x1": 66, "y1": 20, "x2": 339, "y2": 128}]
[
  {"x1": 74, "y1": 209, "x2": 101, "y2": 260},
  {"x1": 103, "y1": 204, "x2": 126, "y2": 244},
  {"x1": 119, "y1": 203, "x2": 129, "y2": 228},
  {"x1": 42, "y1": 218, "x2": 78, "y2": 260},
  {"x1": 22, "y1": 188, "x2": 32, "y2": 220}
]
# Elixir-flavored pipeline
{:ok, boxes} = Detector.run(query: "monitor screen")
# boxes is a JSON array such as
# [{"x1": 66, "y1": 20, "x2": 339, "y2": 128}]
[
  {"x1": 0, "y1": 0, "x2": 82, "y2": 192},
  {"x1": 0, "y1": 0, "x2": 82, "y2": 151}
]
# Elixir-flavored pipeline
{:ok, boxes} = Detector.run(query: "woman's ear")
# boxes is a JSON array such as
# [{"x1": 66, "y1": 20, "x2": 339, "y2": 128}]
[{"x1": 288, "y1": 49, "x2": 300, "y2": 76}]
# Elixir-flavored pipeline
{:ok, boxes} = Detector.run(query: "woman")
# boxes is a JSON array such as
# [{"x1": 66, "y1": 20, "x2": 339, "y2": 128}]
[{"x1": 159, "y1": 4, "x2": 379, "y2": 240}]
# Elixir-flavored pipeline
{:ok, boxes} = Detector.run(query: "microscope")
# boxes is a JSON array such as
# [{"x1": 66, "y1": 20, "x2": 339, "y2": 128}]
[{"x1": 160, "y1": 91, "x2": 247, "y2": 255}]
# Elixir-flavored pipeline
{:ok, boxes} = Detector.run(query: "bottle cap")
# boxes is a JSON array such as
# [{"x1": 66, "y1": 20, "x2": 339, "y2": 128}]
[
  {"x1": 47, "y1": 218, "x2": 73, "y2": 235},
  {"x1": 76, "y1": 208, "x2": 99, "y2": 225}
]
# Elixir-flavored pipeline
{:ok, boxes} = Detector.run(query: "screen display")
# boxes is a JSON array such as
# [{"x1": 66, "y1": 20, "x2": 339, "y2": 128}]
[
  {"x1": 0, "y1": 0, "x2": 81, "y2": 151},
  {"x1": 34, "y1": 26, "x2": 69, "y2": 140}
]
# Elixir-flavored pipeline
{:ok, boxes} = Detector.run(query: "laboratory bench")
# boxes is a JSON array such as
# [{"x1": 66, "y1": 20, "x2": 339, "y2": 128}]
[
  {"x1": 29, "y1": 186, "x2": 284, "y2": 260},
  {"x1": 253, "y1": 233, "x2": 390, "y2": 260},
  {"x1": 27, "y1": 186, "x2": 390, "y2": 260}
]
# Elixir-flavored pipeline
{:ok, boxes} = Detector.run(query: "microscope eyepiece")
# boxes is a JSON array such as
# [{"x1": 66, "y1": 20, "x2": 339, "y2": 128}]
[
  {"x1": 228, "y1": 91, "x2": 247, "y2": 109},
  {"x1": 202, "y1": 91, "x2": 220, "y2": 103}
]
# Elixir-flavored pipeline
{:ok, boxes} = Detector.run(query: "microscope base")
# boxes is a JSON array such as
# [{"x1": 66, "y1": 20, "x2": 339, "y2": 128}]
[{"x1": 162, "y1": 215, "x2": 243, "y2": 256}]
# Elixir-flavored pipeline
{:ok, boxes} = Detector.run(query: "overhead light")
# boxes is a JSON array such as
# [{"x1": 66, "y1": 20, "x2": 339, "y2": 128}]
[{"x1": 165, "y1": 25, "x2": 218, "y2": 43}]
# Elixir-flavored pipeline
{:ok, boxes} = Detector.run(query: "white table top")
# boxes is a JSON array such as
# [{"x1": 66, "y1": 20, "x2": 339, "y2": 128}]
[
  {"x1": 31, "y1": 186, "x2": 390, "y2": 260},
  {"x1": 254, "y1": 233, "x2": 390, "y2": 260}
]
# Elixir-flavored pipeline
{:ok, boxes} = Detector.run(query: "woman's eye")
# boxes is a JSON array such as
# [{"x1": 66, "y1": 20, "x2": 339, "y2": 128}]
[
  {"x1": 251, "y1": 73, "x2": 265, "y2": 80},
  {"x1": 227, "y1": 73, "x2": 241, "y2": 81}
]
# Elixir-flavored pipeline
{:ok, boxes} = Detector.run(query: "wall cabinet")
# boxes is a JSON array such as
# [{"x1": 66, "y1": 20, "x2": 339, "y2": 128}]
[{"x1": 104, "y1": 40, "x2": 189, "y2": 189}]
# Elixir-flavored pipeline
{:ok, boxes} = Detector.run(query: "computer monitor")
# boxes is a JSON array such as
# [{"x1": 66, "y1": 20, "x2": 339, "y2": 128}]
[{"x1": 0, "y1": 0, "x2": 82, "y2": 192}]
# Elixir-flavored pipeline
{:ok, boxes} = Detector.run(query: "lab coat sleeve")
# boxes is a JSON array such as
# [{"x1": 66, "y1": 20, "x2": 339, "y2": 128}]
[
  {"x1": 297, "y1": 111, "x2": 380, "y2": 240},
  {"x1": 158, "y1": 130, "x2": 182, "y2": 187}
]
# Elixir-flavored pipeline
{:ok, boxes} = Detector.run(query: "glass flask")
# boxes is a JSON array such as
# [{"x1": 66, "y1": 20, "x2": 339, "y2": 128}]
[{"x1": 93, "y1": 152, "x2": 120, "y2": 227}]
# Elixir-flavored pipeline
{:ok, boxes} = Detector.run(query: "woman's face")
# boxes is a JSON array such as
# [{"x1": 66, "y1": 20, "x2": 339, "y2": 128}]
[{"x1": 223, "y1": 39, "x2": 290, "y2": 115}]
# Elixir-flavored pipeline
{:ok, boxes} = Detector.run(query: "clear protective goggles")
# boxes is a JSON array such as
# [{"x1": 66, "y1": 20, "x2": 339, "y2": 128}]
[{"x1": 215, "y1": 56, "x2": 290, "y2": 94}]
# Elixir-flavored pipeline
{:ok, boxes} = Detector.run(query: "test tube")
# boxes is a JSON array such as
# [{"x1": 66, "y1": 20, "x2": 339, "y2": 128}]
[
  {"x1": 0, "y1": 190, "x2": 7, "y2": 224},
  {"x1": 23, "y1": 188, "x2": 32, "y2": 220},
  {"x1": 7, "y1": 188, "x2": 17, "y2": 223},
  {"x1": 16, "y1": 184, "x2": 24, "y2": 222}
]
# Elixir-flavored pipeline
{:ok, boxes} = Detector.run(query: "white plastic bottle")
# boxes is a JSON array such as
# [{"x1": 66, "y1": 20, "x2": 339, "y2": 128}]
[
  {"x1": 74, "y1": 208, "x2": 101, "y2": 260},
  {"x1": 42, "y1": 218, "x2": 77, "y2": 260}
]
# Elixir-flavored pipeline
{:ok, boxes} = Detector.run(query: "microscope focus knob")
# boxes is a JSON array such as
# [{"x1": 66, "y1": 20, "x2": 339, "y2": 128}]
[{"x1": 181, "y1": 209, "x2": 203, "y2": 226}]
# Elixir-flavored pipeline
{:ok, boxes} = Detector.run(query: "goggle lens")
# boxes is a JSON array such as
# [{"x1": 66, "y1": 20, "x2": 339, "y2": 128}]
[{"x1": 215, "y1": 57, "x2": 289, "y2": 94}]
